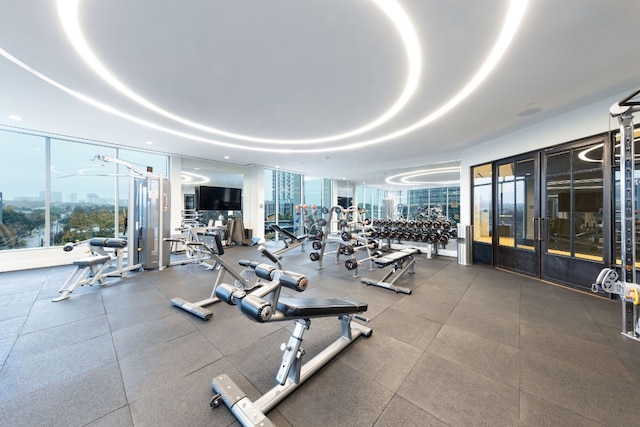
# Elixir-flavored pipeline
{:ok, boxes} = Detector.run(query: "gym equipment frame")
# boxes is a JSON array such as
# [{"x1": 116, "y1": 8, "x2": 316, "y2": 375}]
[
  {"x1": 209, "y1": 261, "x2": 372, "y2": 426},
  {"x1": 592, "y1": 88, "x2": 640, "y2": 341},
  {"x1": 53, "y1": 238, "x2": 127, "y2": 301},
  {"x1": 170, "y1": 233, "x2": 281, "y2": 320}
]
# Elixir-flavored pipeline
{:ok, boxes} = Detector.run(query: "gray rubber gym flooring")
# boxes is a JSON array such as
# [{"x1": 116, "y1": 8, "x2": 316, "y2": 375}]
[{"x1": 1, "y1": 243, "x2": 639, "y2": 426}]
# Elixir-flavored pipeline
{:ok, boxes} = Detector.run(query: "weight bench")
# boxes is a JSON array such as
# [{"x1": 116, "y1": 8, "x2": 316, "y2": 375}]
[
  {"x1": 53, "y1": 238, "x2": 127, "y2": 302},
  {"x1": 270, "y1": 224, "x2": 306, "y2": 256},
  {"x1": 210, "y1": 261, "x2": 372, "y2": 427},
  {"x1": 360, "y1": 247, "x2": 420, "y2": 294}
]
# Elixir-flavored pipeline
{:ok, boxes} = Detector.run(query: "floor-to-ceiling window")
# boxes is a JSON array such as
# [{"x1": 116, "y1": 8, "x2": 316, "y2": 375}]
[
  {"x1": 0, "y1": 128, "x2": 170, "y2": 253},
  {"x1": 50, "y1": 140, "x2": 117, "y2": 245},
  {"x1": 264, "y1": 169, "x2": 303, "y2": 240},
  {"x1": 0, "y1": 131, "x2": 46, "y2": 249},
  {"x1": 405, "y1": 186, "x2": 460, "y2": 222}
]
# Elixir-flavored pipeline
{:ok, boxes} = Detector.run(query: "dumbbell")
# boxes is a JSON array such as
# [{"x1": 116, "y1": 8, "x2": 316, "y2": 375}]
[
  {"x1": 341, "y1": 245, "x2": 354, "y2": 255},
  {"x1": 344, "y1": 250, "x2": 384, "y2": 270}
]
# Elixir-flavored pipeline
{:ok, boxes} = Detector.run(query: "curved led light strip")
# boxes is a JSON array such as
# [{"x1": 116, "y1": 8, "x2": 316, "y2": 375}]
[
  {"x1": 180, "y1": 171, "x2": 210, "y2": 185},
  {"x1": 1, "y1": 0, "x2": 527, "y2": 154},
  {"x1": 57, "y1": 0, "x2": 422, "y2": 145},
  {"x1": 385, "y1": 166, "x2": 461, "y2": 186},
  {"x1": 577, "y1": 143, "x2": 605, "y2": 163},
  {"x1": 578, "y1": 142, "x2": 640, "y2": 163}
]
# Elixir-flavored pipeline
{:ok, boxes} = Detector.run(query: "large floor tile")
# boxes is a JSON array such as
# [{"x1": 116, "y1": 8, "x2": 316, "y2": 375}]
[
  {"x1": 398, "y1": 352, "x2": 520, "y2": 427},
  {"x1": 520, "y1": 348, "x2": 640, "y2": 426},
  {"x1": 519, "y1": 391, "x2": 603, "y2": 427},
  {"x1": 374, "y1": 395, "x2": 448, "y2": 427},
  {"x1": 0, "y1": 333, "x2": 116, "y2": 402},
  {"x1": 119, "y1": 331, "x2": 222, "y2": 402},
  {"x1": 0, "y1": 362, "x2": 126, "y2": 427},
  {"x1": 427, "y1": 325, "x2": 520, "y2": 387}
]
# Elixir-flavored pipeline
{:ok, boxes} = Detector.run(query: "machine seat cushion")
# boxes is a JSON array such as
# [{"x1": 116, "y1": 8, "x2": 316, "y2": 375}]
[
  {"x1": 374, "y1": 248, "x2": 420, "y2": 267},
  {"x1": 276, "y1": 298, "x2": 367, "y2": 318},
  {"x1": 88, "y1": 238, "x2": 127, "y2": 248},
  {"x1": 73, "y1": 255, "x2": 111, "y2": 267}
]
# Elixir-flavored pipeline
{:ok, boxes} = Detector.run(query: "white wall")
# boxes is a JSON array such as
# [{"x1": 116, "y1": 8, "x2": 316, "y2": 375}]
[
  {"x1": 459, "y1": 90, "x2": 630, "y2": 226},
  {"x1": 243, "y1": 165, "x2": 265, "y2": 243}
]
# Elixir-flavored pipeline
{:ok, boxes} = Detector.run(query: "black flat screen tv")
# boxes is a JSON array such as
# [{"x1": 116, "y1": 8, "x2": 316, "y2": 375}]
[{"x1": 195, "y1": 186, "x2": 242, "y2": 211}]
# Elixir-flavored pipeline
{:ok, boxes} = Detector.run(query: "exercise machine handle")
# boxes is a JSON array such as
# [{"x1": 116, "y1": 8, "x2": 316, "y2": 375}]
[{"x1": 259, "y1": 245, "x2": 281, "y2": 264}]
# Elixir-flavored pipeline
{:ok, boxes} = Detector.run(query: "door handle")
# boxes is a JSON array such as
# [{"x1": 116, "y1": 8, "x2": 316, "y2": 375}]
[{"x1": 538, "y1": 217, "x2": 545, "y2": 241}]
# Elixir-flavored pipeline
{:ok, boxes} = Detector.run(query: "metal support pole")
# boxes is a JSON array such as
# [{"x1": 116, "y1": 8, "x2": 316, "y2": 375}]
[{"x1": 611, "y1": 94, "x2": 640, "y2": 335}]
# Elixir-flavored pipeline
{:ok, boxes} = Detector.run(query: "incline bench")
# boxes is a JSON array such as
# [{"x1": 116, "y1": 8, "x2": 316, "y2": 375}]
[
  {"x1": 270, "y1": 224, "x2": 306, "y2": 256},
  {"x1": 360, "y1": 247, "x2": 420, "y2": 294}
]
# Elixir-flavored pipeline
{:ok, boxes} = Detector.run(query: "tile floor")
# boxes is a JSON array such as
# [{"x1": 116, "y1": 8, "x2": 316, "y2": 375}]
[{"x1": 1, "y1": 243, "x2": 639, "y2": 426}]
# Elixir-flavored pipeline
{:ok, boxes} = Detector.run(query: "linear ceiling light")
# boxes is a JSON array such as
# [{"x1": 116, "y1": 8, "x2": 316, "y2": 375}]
[{"x1": 56, "y1": 0, "x2": 421, "y2": 145}]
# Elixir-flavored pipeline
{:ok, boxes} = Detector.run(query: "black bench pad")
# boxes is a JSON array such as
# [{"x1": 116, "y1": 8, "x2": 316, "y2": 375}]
[
  {"x1": 276, "y1": 298, "x2": 367, "y2": 318},
  {"x1": 88, "y1": 238, "x2": 127, "y2": 248},
  {"x1": 73, "y1": 255, "x2": 111, "y2": 267},
  {"x1": 271, "y1": 224, "x2": 305, "y2": 242},
  {"x1": 374, "y1": 248, "x2": 420, "y2": 268}
]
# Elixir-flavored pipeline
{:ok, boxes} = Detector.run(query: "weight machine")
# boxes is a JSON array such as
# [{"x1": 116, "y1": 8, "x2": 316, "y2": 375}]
[
  {"x1": 170, "y1": 234, "x2": 282, "y2": 320},
  {"x1": 94, "y1": 154, "x2": 171, "y2": 270},
  {"x1": 592, "y1": 88, "x2": 640, "y2": 340},
  {"x1": 54, "y1": 154, "x2": 171, "y2": 301}
]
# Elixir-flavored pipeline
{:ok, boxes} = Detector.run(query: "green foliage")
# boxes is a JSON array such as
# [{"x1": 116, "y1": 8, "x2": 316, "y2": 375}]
[
  {"x1": 0, "y1": 207, "x2": 34, "y2": 249},
  {"x1": 60, "y1": 205, "x2": 115, "y2": 242}
]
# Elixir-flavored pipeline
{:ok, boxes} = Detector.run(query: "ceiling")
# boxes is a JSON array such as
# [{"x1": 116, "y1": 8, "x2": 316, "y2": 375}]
[{"x1": 1, "y1": 0, "x2": 639, "y2": 190}]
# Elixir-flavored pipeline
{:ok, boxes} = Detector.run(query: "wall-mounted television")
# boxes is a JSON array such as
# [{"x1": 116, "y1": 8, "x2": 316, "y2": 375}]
[{"x1": 195, "y1": 186, "x2": 242, "y2": 211}]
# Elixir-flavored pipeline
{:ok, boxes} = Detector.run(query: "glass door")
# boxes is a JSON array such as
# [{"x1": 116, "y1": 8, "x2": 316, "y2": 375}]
[
  {"x1": 541, "y1": 138, "x2": 606, "y2": 289},
  {"x1": 495, "y1": 154, "x2": 540, "y2": 276}
]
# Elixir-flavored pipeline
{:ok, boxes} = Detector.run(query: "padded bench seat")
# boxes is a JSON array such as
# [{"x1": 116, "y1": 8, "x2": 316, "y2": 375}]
[
  {"x1": 271, "y1": 224, "x2": 306, "y2": 242},
  {"x1": 88, "y1": 238, "x2": 127, "y2": 248},
  {"x1": 276, "y1": 298, "x2": 367, "y2": 318},
  {"x1": 72, "y1": 255, "x2": 111, "y2": 267},
  {"x1": 374, "y1": 248, "x2": 420, "y2": 268}
]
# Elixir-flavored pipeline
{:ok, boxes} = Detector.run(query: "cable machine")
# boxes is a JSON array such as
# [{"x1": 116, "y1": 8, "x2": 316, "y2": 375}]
[
  {"x1": 592, "y1": 88, "x2": 640, "y2": 340},
  {"x1": 95, "y1": 154, "x2": 171, "y2": 270}
]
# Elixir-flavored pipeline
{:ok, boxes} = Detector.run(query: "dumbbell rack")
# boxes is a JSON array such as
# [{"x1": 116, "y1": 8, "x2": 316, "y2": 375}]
[
  {"x1": 308, "y1": 206, "x2": 378, "y2": 278},
  {"x1": 370, "y1": 219, "x2": 457, "y2": 259}
]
